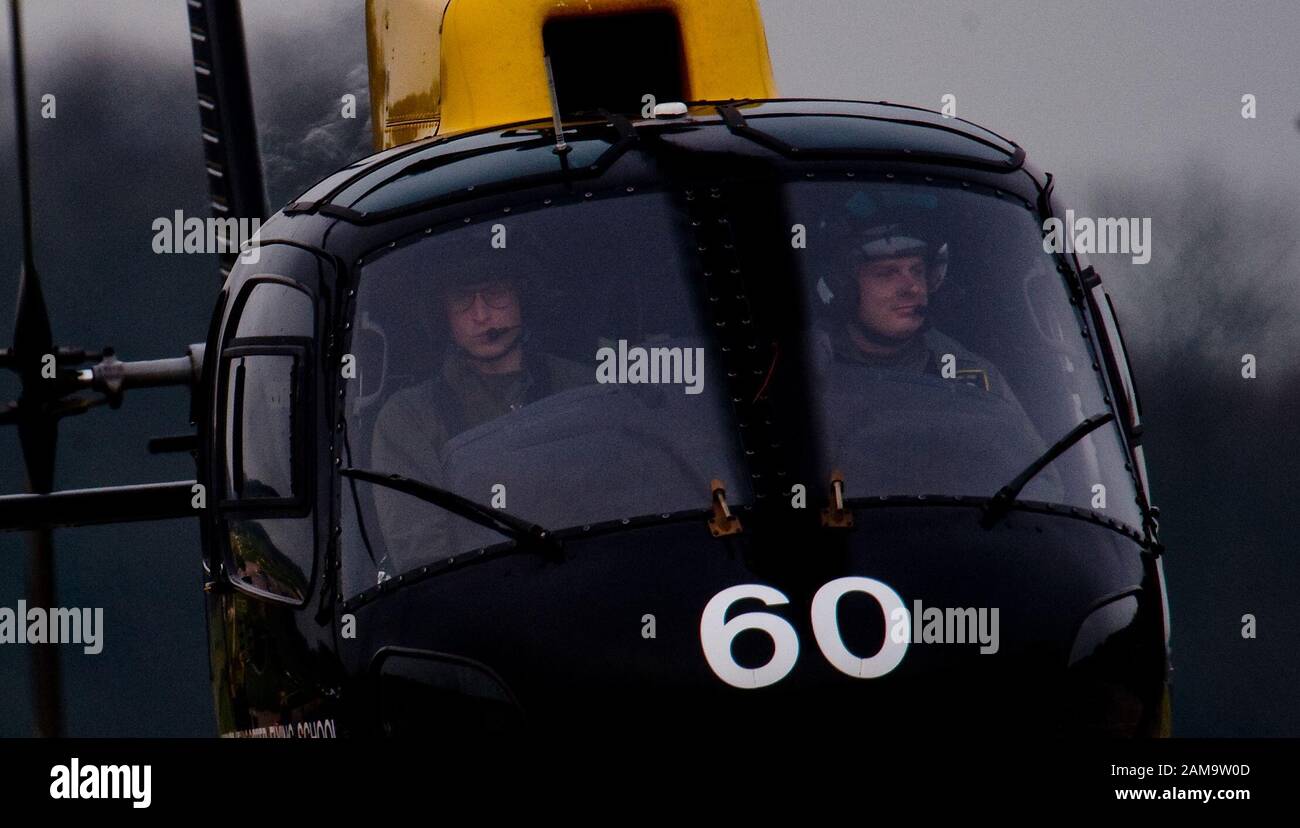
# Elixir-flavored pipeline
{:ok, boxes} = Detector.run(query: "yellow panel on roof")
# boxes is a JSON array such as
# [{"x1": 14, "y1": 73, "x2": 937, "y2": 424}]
[
  {"x1": 367, "y1": 0, "x2": 777, "y2": 149},
  {"x1": 366, "y1": 0, "x2": 453, "y2": 149}
]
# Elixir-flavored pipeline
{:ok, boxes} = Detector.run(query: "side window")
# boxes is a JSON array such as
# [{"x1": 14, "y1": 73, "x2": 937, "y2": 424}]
[
  {"x1": 222, "y1": 351, "x2": 302, "y2": 501},
  {"x1": 218, "y1": 277, "x2": 317, "y2": 603}
]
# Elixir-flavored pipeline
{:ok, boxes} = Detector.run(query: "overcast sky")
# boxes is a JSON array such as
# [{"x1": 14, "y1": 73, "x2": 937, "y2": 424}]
[
  {"x1": 13, "y1": 0, "x2": 1299, "y2": 357},
  {"x1": 763, "y1": 0, "x2": 1300, "y2": 195},
  {"x1": 12, "y1": 0, "x2": 1300, "y2": 199}
]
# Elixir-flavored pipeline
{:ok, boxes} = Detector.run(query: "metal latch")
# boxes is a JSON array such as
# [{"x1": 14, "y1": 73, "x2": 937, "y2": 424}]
[
  {"x1": 820, "y1": 469, "x2": 853, "y2": 528},
  {"x1": 708, "y1": 478, "x2": 743, "y2": 537}
]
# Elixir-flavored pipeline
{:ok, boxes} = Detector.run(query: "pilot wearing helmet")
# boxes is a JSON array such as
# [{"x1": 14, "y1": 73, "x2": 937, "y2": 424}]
[
  {"x1": 808, "y1": 212, "x2": 1054, "y2": 500},
  {"x1": 813, "y1": 219, "x2": 1017, "y2": 401},
  {"x1": 369, "y1": 268, "x2": 588, "y2": 569},
  {"x1": 374, "y1": 271, "x2": 588, "y2": 460}
]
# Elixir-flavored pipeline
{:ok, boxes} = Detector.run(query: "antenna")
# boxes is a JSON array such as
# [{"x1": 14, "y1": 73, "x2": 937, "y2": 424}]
[{"x1": 542, "y1": 52, "x2": 570, "y2": 156}]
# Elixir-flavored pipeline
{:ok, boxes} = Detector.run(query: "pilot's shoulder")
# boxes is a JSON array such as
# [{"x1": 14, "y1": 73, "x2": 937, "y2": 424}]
[
  {"x1": 922, "y1": 328, "x2": 987, "y2": 364},
  {"x1": 374, "y1": 378, "x2": 439, "y2": 429},
  {"x1": 539, "y1": 352, "x2": 594, "y2": 388},
  {"x1": 923, "y1": 329, "x2": 1004, "y2": 392}
]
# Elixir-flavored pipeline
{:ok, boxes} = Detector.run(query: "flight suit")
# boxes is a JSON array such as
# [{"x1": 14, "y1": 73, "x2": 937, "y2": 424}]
[
  {"x1": 818, "y1": 323, "x2": 1019, "y2": 401},
  {"x1": 812, "y1": 322, "x2": 1051, "y2": 497},
  {"x1": 368, "y1": 347, "x2": 591, "y2": 574}
]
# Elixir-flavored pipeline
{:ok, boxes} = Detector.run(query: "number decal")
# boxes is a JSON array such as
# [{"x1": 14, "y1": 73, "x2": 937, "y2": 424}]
[
  {"x1": 699, "y1": 584, "x2": 800, "y2": 689},
  {"x1": 701, "y1": 578, "x2": 912, "y2": 687},
  {"x1": 811, "y1": 577, "x2": 909, "y2": 678}
]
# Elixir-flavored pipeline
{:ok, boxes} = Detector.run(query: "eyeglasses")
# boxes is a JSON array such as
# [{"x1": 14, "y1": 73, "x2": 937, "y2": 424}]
[{"x1": 445, "y1": 281, "x2": 516, "y2": 313}]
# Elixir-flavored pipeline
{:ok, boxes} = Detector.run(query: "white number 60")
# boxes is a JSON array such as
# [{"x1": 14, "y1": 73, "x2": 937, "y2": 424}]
[{"x1": 700, "y1": 577, "x2": 911, "y2": 688}]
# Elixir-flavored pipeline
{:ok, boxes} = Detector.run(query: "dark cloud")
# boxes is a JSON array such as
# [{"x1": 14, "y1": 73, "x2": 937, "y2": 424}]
[{"x1": 242, "y1": 0, "x2": 373, "y2": 208}]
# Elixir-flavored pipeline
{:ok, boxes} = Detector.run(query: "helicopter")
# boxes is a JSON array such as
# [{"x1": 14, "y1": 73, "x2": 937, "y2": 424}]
[{"x1": 0, "y1": 0, "x2": 1170, "y2": 737}]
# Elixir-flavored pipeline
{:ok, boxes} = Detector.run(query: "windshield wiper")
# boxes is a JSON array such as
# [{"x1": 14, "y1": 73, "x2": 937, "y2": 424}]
[
  {"x1": 980, "y1": 412, "x2": 1115, "y2": 528},
  {"x1": 340, "y1": 467, "x2": 561, "y2": 556}
]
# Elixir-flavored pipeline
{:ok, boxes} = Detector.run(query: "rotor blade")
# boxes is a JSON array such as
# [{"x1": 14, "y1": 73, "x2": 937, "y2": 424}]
[
  {"x1": 186, "y1": 0, "x2": 268, "y2": 281},
  {"x1": 7, "y1": 1, "x2": 57, "y2": 494},
  {"x1": 12, "y1": 261, "x2": 53, "y2": 380},
  {"x1": 8, "y1": 0, "x2": 35, "y2": 269},
  {"x1": 8, "y1": 0, "x2": 63, "y2": 738},
  {"x1": 8, "y1": 0, "x2": 52, "y2": 376},
  {"x1": 10, "y1": 188, "x2": 56, "y2": 497},
  {"x1": 15, "y1": 406, "x2": 57, "y2": 494},
  {"x1": 26, "y1": 525, "x2": 62, "y2": 737}
]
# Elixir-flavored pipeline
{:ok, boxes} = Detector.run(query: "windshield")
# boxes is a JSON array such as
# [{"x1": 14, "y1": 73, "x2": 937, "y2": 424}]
[
  {"x1": 339, "y1": 177, "x2": 1143, "y2": 597},
  {"x1": 786, "y1": 179, "x2": 1140, "y2": 526},
  {"x1": 340, "y1": 192, "x2": 747, "y2": 594}
]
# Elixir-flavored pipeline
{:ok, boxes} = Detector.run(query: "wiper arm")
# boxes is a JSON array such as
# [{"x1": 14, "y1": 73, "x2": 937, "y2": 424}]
[
  {"x1": 980, "y1": 412, "x2": 1115, "y2": 528},
  {"x1": 340, "y1": 467, "x2": 561, "y2": 556}
]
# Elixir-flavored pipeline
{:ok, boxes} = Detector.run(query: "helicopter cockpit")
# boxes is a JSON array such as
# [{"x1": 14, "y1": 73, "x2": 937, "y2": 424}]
[
  {"x1": 342, "y1": 190, "x2": 747, "y2": 587},
  {"x1": 790, "y1": 179, "x2": 1141, "y2": 523},
  {"x1": 325, "y1": 116, "x2": 1145, "y2": 600}
]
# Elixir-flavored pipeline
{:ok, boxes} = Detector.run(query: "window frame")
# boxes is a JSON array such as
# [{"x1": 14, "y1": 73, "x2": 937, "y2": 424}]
[
  {"x1": 1080, "y1": 269, "x2": 1143, "y2": 443},
  {"x1": 215, "y1": 274, "x2": 320, "y2": 604},
  {"x1": 217, "y1": 343, "x2": 313, "y2": 514}
]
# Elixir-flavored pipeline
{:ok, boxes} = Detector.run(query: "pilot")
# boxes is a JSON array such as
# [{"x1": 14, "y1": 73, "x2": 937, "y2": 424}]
[
  {"x1": 369, "y1": 269, "x2": 588, "y2": 568},
  {"x1": 814, "y1": 219, "x2": 1016, "y2": 400}
]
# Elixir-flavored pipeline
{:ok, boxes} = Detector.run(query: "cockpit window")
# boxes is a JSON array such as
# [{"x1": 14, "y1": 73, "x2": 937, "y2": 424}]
[
  {"x1": 341, "y1": 193, "x2": 747, "y2": 595},
  {"x1": 786, "y1": 180, "x2": 1141, "y2": 528},
  {"x1": 339, "y1": 176, "x2": 1145, "y2": 598}
]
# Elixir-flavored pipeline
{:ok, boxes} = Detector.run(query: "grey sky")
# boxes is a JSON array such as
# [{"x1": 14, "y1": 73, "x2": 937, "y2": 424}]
[
  {"x1": 763, "y1": 0, "x2": 1300, "y2": 199},
  {"x1": 16, "y1": 0, "x2": 1297, "y2": 203}
]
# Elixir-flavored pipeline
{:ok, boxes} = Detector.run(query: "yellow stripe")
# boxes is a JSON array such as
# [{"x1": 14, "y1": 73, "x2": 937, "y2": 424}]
[{"x1": 367, "y1": 0, "x2": 777, "y2": 149}]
